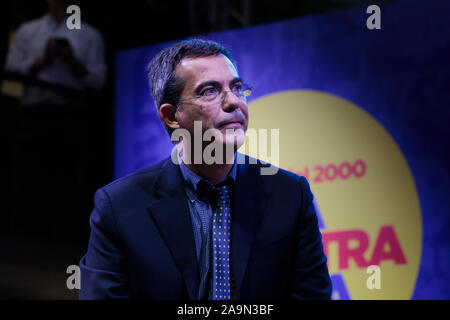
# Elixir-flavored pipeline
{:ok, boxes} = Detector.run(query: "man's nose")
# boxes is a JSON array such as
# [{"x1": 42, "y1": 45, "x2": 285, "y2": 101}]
[{"x1": 221, "y1": 90, "x2": 243, "y2": 112}]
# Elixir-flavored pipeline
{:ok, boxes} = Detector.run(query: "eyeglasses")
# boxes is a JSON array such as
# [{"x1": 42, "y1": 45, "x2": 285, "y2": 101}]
[{"x1": 179, "y1": 82, "x2": 253, "y2": 104}]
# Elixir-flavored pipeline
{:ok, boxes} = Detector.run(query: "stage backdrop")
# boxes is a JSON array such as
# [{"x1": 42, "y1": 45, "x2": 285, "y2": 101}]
[{"x1": 115, "y1": 0, "x2": 450, "y2": 299}]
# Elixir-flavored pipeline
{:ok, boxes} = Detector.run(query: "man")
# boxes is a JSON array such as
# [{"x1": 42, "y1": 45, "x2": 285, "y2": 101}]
[{"x1": 79, "y1": 39, "x2": 331, "y2": 299}]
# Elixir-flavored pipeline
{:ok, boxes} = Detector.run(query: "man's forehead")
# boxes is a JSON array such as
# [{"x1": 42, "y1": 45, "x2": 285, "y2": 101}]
[{"x1": 176, "y1": 54, "x2": 239, "y2": 85}]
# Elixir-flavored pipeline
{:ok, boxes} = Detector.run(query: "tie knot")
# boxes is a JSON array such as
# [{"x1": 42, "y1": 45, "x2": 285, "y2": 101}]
[
  {"x1": 197, "y1": 178, "x2": 233, "y2": 209},
  {"x1": 213, "y1": 182, "x2": 232, "y2": 210}
]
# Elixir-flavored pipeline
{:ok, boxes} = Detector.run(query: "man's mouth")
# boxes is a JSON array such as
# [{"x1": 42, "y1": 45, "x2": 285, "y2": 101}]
[{"x1": 217, "y1": 120, "x2": 244, "y2": 129}]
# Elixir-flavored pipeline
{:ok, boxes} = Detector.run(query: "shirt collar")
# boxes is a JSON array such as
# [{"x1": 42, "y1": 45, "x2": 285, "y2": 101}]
[{"x1": 177, "y1": 151, "x2": 237, "y2": 201}]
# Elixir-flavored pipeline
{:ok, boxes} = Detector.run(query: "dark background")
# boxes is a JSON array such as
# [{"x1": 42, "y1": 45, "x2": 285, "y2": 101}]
[{"x1": 1, "y1": 0, "x2": 391, "y2": 299}]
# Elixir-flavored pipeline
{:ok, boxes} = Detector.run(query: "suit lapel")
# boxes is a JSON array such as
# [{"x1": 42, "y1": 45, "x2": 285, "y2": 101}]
[
  {"x1": 231, "y1": 158, "x2": 269, "y2": 298},
  {"x1": 146, "y1": 157, "x2": 200, "y2": 300}
]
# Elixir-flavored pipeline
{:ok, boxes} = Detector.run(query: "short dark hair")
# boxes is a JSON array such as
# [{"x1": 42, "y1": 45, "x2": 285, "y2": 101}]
[{"x1": 147, "y1": 39, "x2": 237, "y2": 136}]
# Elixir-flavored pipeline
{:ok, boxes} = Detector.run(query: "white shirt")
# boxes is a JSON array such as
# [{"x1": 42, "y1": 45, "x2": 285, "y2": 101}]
[{"x1": 5, "y1": 14, "x2": 106, "y2": 104}]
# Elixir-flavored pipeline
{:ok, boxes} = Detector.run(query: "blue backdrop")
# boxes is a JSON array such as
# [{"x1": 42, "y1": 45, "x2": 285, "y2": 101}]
[{"x1": 115, "y1": 0, "x2": 450, "y2": 299}]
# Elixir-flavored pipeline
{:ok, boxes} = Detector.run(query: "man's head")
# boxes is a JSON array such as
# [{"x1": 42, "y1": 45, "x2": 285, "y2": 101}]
[{"x1": 147, "y1": 39, "x2": 249, "y2": 151}]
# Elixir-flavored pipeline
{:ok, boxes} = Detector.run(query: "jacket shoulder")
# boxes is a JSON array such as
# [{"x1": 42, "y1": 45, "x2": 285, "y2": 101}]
[{"x1": 101, "y1": 157, "x2": 168, "y2": 196}]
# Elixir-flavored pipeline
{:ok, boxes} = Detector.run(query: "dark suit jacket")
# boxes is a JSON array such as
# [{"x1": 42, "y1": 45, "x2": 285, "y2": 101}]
[{"x1": 79, "y1": 154, "x2": 332, "y2": 299}]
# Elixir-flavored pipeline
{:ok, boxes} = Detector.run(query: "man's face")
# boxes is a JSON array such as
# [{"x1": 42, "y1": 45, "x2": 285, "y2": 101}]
[{"x1": 174, "y1": 54, "x2": 249, "y2": 149}]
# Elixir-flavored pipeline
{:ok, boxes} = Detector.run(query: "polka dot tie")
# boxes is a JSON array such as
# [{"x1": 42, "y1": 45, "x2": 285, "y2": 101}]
[{"x1": 212, "y1": 184, "x2": 232, "y2": 300}]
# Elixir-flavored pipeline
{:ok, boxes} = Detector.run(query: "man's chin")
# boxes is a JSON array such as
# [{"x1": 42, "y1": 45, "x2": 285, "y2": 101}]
[{"x1": 220, "y1": 129, "x2": 246, "y2": 149}]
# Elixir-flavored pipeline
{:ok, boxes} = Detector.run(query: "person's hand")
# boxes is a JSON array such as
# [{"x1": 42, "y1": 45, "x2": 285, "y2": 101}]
[
  {"x1": 52, "y1": 38, "x2": 88, "y2": 78},
  {"x1": 29, "y1": 38, "x2": 88, "y2": 78},
  {"x1": 28, "y1": 39, "x2": 57, "y2": 74}
]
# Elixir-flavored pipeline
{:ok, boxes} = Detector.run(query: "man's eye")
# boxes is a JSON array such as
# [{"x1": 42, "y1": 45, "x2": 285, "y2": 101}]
[
  {"x1": 232, "y1": 83, "x2": 243, "y2": 92},
  {"x1": 201, "y1": 88, "x2": 219, "y2": 96}
]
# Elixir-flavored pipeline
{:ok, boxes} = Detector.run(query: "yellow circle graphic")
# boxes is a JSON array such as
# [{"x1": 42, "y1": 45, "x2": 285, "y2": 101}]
[{"x1": 239, "y1": 90, "x2": 422, "y2": 299}]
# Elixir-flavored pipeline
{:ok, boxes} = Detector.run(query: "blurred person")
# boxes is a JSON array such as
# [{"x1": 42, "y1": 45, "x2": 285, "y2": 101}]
[
  {"x1": 79, "y1": 39, "x2": 331, "y2": 300},
  {"x1": 4, "y1": 0, "x2": 106, "y2": 243},
  {"x1": 5, "y1": 0, "x2": 106, "y2": 105}
]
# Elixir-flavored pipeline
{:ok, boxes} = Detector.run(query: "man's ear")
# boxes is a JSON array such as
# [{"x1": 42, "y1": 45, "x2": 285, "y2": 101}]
[{"x1": 159, "y1": 103, "x2": 180, "y2": 130}]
